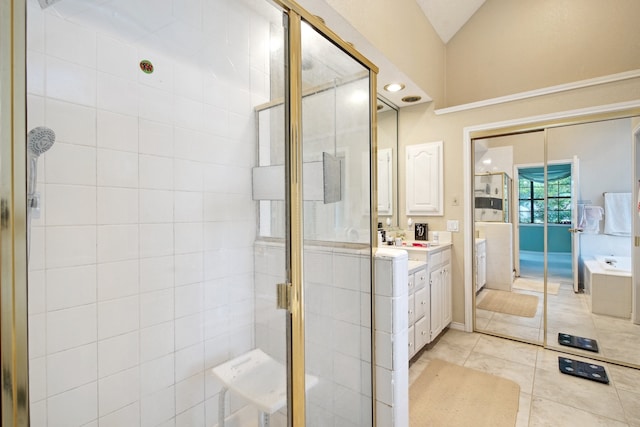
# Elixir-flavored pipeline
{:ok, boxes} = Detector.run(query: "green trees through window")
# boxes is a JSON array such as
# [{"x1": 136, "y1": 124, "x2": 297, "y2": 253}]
[{"x1": 518, "y1": 176, "x2": 571, "y2": 224}]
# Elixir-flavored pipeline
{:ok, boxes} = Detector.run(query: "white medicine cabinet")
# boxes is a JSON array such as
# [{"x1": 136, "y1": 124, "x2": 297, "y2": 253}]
[{"x1": 406, "y1": 141, "x2": 443, "y2": 215}]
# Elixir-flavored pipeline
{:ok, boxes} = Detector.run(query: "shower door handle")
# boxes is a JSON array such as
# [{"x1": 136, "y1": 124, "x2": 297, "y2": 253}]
[
  {"x1": 568, "y1": 228, "x2": 583, "y2": 233},
  {"x1": 277, "y1": 282, "x2": 292, "y2": 311}
]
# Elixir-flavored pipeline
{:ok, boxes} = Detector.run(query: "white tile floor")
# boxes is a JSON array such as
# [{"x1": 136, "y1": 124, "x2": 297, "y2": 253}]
[
  {"x1": 477, "y1": 251, "x2": 640, "y2": 367},
  {"x1": 409, "y1": 328, "x2": 640, "y2": 426}
]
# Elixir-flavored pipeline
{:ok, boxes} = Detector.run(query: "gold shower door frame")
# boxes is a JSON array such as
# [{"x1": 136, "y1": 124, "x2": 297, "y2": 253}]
[{"x1": 0, "y1": 0, "x2": 379, "y2": 425}]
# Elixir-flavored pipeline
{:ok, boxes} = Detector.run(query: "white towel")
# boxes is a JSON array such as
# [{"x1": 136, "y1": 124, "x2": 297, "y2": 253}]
[
  {"x1": 604, "y1": 192, "x2": 632, "y2": 236},
  {"x1": 578, "y1": 204, "x2": 604, "y2": 233}
]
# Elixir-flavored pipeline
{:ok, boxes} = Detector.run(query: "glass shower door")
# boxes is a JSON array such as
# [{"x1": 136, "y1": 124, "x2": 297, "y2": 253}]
[{"x1": 299, "y1": 19, "x2": 375, "y2": 426}]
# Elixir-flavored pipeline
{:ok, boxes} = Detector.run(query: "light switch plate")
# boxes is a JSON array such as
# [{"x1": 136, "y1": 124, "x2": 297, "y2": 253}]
[{"x1": 446, "y1": 220, "x2": 459, "y2": 232}]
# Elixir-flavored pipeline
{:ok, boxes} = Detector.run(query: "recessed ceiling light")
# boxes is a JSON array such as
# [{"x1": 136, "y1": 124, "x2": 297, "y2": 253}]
[
  {"x1": 402, "y1": 95, "x2": 422, "y2": 103},
  {"x1": 384, "y1": 83, "x2": 405, "y2": 92}
]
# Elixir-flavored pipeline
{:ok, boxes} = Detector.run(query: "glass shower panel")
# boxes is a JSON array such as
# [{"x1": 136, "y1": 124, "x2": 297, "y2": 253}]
[
  {"x1": 25, "y1": 0, "x2": 288, "y2": 425},
  {"x1": 300, "y1": 22, "x2": 373, "y2": 426}
]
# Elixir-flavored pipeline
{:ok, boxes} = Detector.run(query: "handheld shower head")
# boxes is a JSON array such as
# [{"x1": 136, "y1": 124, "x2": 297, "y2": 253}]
[{"x1": 27, "y1": 126, "x2": 56, "y2": 157}]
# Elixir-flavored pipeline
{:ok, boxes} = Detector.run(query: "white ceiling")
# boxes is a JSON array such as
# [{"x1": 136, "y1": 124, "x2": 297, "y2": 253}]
[{"x1": 415, "y1": 0, "x2": 486, "y2": 43}]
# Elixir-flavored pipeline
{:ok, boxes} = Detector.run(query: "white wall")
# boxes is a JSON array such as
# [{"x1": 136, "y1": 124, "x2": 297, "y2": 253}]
[{"x1": 26, "y1": 0, "x2": 269, "y2": 424}]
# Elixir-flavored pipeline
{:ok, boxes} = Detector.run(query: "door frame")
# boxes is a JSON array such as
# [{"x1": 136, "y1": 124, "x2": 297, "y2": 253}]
[{"x1": 464, "y1": 100, "x2": 640, "y2": 334}]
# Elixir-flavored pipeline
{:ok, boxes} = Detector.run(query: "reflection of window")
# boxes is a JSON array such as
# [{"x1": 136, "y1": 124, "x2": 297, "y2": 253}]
[
  {"x1": 519, "y1": 175, "x2": 571, "y2": 224},
  {"x1": 517, "y1": 163, "x2": 572, "y2": 224}
]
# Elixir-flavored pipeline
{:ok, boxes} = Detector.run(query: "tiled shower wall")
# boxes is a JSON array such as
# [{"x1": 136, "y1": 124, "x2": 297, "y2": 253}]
[{"x1": 26, "y1": 0, "x2": 271, "y2": 425}]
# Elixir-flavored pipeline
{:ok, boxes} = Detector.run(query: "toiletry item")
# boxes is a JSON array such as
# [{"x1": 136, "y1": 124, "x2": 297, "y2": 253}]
[
  {"x1": 433, "y1": 231, "x2": 439, "y2": 244},
  {"x1": 395, "y1": 237, "x2": 402, "y2": 246},
  {"x1": 377, "y1": 231, "x2": 383, "y2": 246}
]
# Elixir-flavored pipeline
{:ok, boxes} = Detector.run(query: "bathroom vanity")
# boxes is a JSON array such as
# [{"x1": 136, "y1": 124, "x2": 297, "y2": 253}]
[{"x1": 404, "y1": 243, "x2": 452, "y2": 359}]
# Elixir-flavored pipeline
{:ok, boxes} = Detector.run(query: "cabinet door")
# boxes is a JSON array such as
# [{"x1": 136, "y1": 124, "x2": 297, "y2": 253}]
[
  {"x1": 415, "y1": 287, "x2": 429, "y2": 320},
  {"x1": 430, "y1": 268, "x2": 443, "y2": 339},
  {"x1": 406, "y1": 141, "x2": 443, "y2": 215},
  {"x1": 415, "y1": 316, "x2": 430, "y2": 350},
  {"x1": 408, "y1": 293, "x2": 415, "y2": 325},
  {"x1": 443, "y1": 264, "x2": 452, "y2": 326},
  {"x1": 408, "y1": 325, "x2": 415, "y2": 358}
]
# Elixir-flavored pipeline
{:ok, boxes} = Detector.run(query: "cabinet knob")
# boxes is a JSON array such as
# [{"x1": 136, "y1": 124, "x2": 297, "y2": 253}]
[
  {"x1": 421, "y1": 331, "x2": 426, "y2": 335},
  {"x1": 421, "y1": 301, "x2": 426, "y2": 305}
]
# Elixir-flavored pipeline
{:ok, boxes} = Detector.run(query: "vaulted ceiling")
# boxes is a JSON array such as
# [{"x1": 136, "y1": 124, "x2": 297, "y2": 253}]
[{"x1": 415, "y1": 0, "x2": 486, "y2": 43}]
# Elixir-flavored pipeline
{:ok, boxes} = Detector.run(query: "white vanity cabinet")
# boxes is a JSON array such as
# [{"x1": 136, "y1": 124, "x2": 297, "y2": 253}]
[
  {"x1": 405, "y1": 244, "x2": 452, "y2": 359},
  {"x1": 407, "y1": 263, "x2": 428, "y2": 359},
  {"x1": 475, "y1": 239, "x2": 487, "y2": 292}
]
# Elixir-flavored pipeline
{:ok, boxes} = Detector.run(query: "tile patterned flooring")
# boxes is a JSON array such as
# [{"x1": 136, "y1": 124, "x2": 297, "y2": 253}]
[{"x1": 409, "y1": 328, "x2": 640, "y2": 426}]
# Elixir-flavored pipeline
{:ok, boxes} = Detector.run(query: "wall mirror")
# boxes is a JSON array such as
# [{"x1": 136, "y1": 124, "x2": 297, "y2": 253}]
[
  {"x1": 472, "y1": 115, "x2": 640, "y2": 369},
  {"x1": 377, "y1": 96, "x2": 399, "y2": 228}
]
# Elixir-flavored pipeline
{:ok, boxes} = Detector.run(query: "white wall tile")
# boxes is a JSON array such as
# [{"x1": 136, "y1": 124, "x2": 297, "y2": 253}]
[
  {"x1": 45, "y1": 98, "x2": 97, "y2": 146},
  {"x1": 45, "y1": 143, "x2": 96, "y2": 185},
  {"x1": 139, "y1": 255, "x2": 174, "y2": 292},
  {"x1": 97, "y1": 149, "x2": 138, "y2": 188},
  {"x1": 45, "y1": 184, "x2": 96, "y2": 226},
  {"x1": 46, "y1": 343, "x2": 97, "y2": 396},
  {"x1": 175, "y1": 373, "x2": 204, "y2": 414},
  {"x1": 99, "y1": 402, "x2": 140, "y2": 427},
  {"x1": 333, "y1": 288, "x2": 360, "y2": 325},
  {"x1": 97, "y1": 260, "x2": 139, "y2": 301},
  {"x1": 140, "y1": 289, "x2": 174, "y2": 328},
  {"x1": 138, "y1": 84, "x2": 173, "y2": 123},
  {"x1": 29, "y1": 313, "x2": 46, "y2": 359},
  {"x1": 47, "y1": 381, "x2": 97, "y2": 427},
  {"x1": 175, "y1": 253, "x2": 203, "y2": 287},
  {"x1": 27, "y1": 51, "x2": 45, "y2": 96},
  {"x1": 175, "y1": 342, "x2": 203, "y2": 383},
  {"x1": 140, "y1": 155, "x2": 174, "y2": 190},
  {"x1": 45, "y1": 14, "x2": 96, "y2": 67},
  {"x1": 97, "y1": 225, "x2": 139, "y2": 263},
  {"x1": 99, "y1": 367, "x2": 140, "y2": 416},
  {"x1": 139, "y1": 119, "x2": 173, "y2": 157},
  {"x1": 98, "y1": 331, "x2": 139, "y2": 378},
  {"x1": 28, "y1": 269, "x2": 46, "y2": 314},
  {"x1": 27, "y1": 95, "x2": 45, "y2": 138},
  {"x1": 46, "y1": 225, "x2": 96, "y2": 268},
  {"x1": 29, "y1": 356, "x2": 47, "y2": 402},
  {"x1": 174, "y1": 222, "x2": 203, "y2": 254},
  {"x1": 332, "y1": 320, "x2": 360, "y2": 358},
  {"x1": 47, "y1": 304, "x2": 97, "y2": 354},
  {"x1": 27, "y1": 3, "x2": 45, "y2": 53},
  {"x1": 174, "y1": 191, "x2": 203, "y2": 222},
  {"x1": 174, "y1": 127, "x2": 207, "y2": 162},
  {"x1": 140, "y1": 386, "x2": 175, "y2": 427},
  {"x1": 176, "y1": 402, "x2": 205, "y2": 427},
  {"x1": 98, "y1": 296, "x2": 139, "y2": 340},
  {"x1": 174, "y1": 159, "x2": 202, "y2": 191},
  {"x1": 175, "y1": 313, "x2": 203, "y2": 350},
  {"x1": 46, "y1": 56, "x2": 96, "y2": 107},
  {"x1": 47, "y1": 265, "x2": 97, "y2": 311},
  {"x1": 97, "y1": 34, "x2": 138, "y2": 80},
  {"x1": 97, "y1": 187, "x2": 139, "y2": 224},
  {"x1": 29, "y1": 226, "x2": 46, "y2": 271},
  {"x1": 140, "y1": 322, "x2": 174, "y2": 362},
  {"x1": 202, "y1": 105, "x2": 228, "y2": 137},
  {"x1": 139, "y1": 223, "x2": 174, "y2": 258},
  {"x1": 139, "y1": 189, "x2": 173, "y2": 223},
  {"x1": 97, "y1": 110, "x2": 138, "y2": 152},
  {"x1": 175, "y1": 283, "x2": 203, "y2": 319},
  {"x1": 174, "y1": 62, "x2": 203, "y2": 102},
  {"x1": 97, "y1": 72, "x2": 139, "y2": 116},
  {"x1": 140, "y1": 353, "x2": 174, "y2": 396},
  {"x1": 173, "y1": 96, "x2": 203, "y2": 131}
]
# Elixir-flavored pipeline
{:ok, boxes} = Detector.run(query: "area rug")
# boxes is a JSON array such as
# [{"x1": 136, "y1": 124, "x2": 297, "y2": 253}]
[
  {"x1": 512, "y1": 277, "x2": 560, "y2": 295},
  {"x1": 477, "y1": 289, "x2": 539, "y2": 317},
  {"x1": 410, "y1": 359, "x2": 520, "y2": 427}
]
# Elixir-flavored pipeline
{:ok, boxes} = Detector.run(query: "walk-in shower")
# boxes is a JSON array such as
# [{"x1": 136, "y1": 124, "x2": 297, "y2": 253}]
[{"x1": 9, "y1": 0, "x2": 377, "y2": 425}]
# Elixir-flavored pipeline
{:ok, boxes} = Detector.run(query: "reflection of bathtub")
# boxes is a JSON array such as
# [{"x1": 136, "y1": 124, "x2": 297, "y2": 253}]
[
  {"x1": 584, "y1": 256, "x2": 631, "y2": 318},
  {"x1": 594, "y1": 255, "x2": 631, "y2": 274}
]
